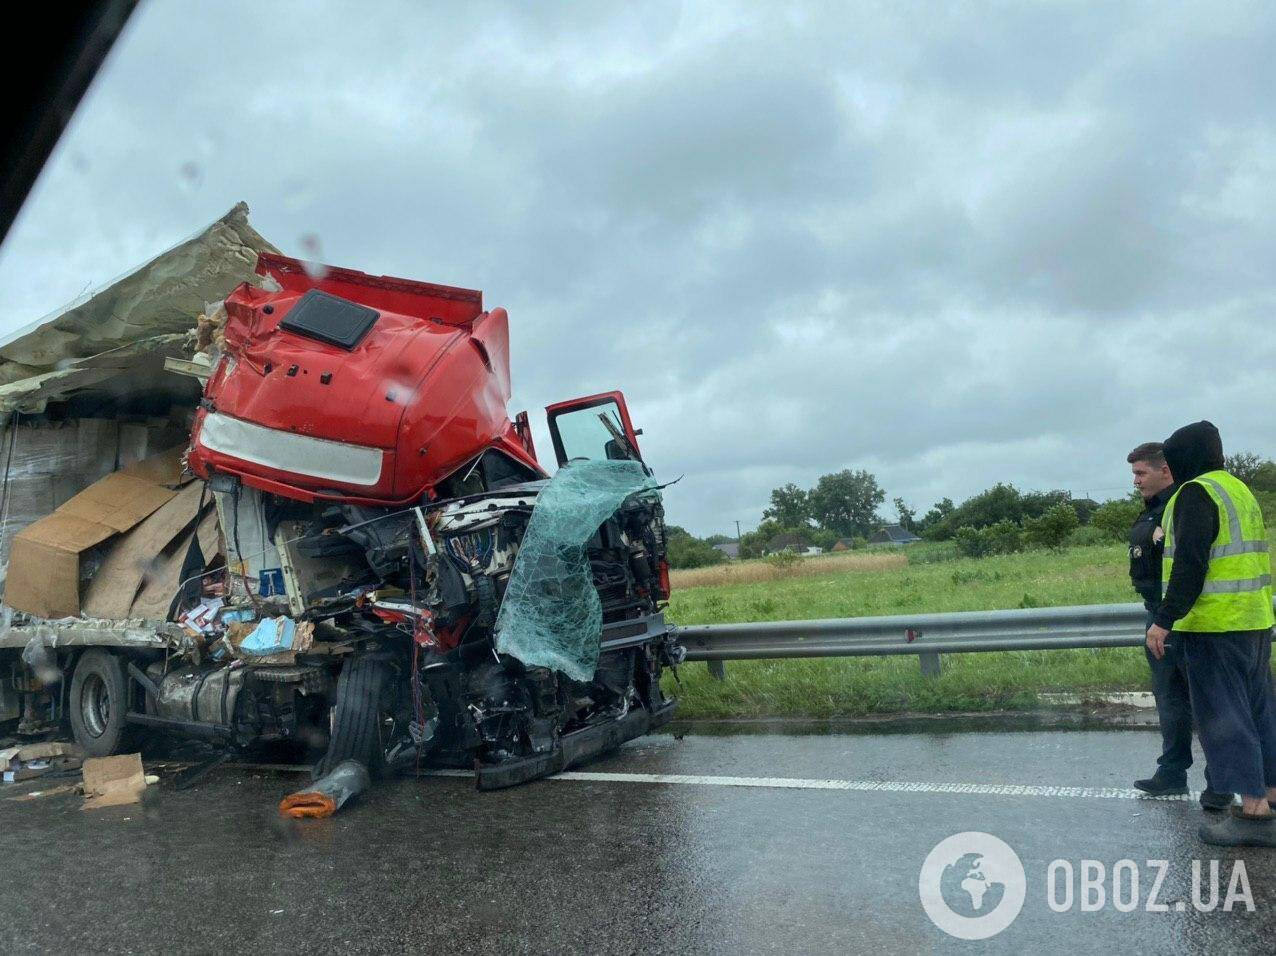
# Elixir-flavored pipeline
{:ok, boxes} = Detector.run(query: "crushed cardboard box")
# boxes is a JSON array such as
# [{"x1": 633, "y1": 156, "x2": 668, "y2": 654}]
[
  {"x1": 13, "y1": 741, "x2": 82, "y2": 761},
  {"x1": 5, "y1": 446, "x2": 194, "y2": 618},
  {"x1": 2, "y1": 741, "x2": 85, "y2": 783},
  {"x1": 219, "y1": 616, "x2": 314, "y2": 665},
  {"x1": 81, "y1": 481, "x2": 207, "y2": 620},
  {"x1": 81, "y1": 753, "x2": 149, "y2": 810},
  {"x1": 7, "y1": 473, "x2": 175, "y2": 618}
]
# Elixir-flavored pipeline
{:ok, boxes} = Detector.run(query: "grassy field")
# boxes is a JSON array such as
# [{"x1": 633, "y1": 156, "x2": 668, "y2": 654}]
[
  {"x1": 660, "y1": 542, "x2": 1155, "y2": 718},
  {"x1": 669, "y1": 550, "x2": 906, "y2": 589},
  {"x1": 668, "y1": 543, "x2": 1136, "y2": 624}
]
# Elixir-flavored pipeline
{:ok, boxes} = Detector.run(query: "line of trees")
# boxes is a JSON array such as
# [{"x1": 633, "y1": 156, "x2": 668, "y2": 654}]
[
  {"x1": 918, "y1": 452, "x2": 1276, "y2": 558},
  {"x1": 736, "y1": 469, "x2": 887, "y2": 559},
  {"x1": 664, "y1": 451, "x2": 1276, "y2": 568}
]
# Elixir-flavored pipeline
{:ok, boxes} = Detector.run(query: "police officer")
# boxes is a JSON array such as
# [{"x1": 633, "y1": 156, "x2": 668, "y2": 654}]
[
  {"x1": 1128, "y1": 442, "x2": 1232, "y2": 811},
  {"x1": 1146, "y1": 421, "x2": 1276, "y2": 847}
]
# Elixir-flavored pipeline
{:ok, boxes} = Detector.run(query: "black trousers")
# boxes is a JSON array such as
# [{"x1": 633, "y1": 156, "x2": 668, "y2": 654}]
[
  {"x1": 1141, "y1": 603, "x2": 1223, "y2": 791},
  {"x1": 1181, "y1": 629, "x2": 1276, "y2": 799},
  {"x1": 1144, "y1": 627, "x2": 1195, "y2": 782}
]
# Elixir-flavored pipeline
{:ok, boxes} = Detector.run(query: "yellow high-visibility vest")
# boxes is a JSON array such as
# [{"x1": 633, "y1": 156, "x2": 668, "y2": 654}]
[{"x1": 1162, "y1": 469, "x2": 1273, "y2": 632}]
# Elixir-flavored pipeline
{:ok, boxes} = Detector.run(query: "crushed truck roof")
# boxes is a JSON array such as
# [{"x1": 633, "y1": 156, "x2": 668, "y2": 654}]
[{"x1": 188, "y1": 251, "x2": 536, "y2": 504}]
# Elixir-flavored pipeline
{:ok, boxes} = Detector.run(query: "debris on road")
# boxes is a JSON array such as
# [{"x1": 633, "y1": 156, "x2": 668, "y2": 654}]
[
  {"x1": 81, "y1": 753, "x2": 149, "y2": 810},
  {"x1": 279, "y1": 759, "x2": 370, "y2": 818},
  {"x1": 2, "y1": 741, "x2": 84, "y2": 783},
  {"x1": 5, "y1": 783, "x2": 77, "y2": 802}
]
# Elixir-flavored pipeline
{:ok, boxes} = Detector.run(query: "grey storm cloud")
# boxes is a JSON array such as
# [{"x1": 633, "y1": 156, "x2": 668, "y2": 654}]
[{"x1": 0, "y1": 0, "x2": 1273, "y2": 536}]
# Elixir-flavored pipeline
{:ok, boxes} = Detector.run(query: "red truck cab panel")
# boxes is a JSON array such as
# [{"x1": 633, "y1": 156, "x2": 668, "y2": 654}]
[{"x1": 188, "y1": 254, "x2": 544, "y2": 504}]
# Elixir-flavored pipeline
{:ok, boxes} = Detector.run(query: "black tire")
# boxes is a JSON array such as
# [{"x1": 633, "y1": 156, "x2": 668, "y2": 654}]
[
  {"x1": 68, "y1": 650, "x2": 131, "y2": 757},
  {"x1": 315, "y1": 654, "x2": 390, "y2": 780}
]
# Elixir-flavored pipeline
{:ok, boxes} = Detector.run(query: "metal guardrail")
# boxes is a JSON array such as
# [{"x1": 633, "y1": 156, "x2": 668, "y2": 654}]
[{"x1": 677, "y1": 600, "x2": 1276, "y2": 678}]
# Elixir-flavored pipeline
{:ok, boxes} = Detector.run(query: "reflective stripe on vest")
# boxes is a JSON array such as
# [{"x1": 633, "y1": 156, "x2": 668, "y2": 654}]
[
  {"x1": 1164, "y1": 475, "x2": 1271, "y2": 560},
  {"x1": 1200, "y1": 574, "x2": 1272, "y2": 594},
  {"x1": 1161, "y1": 470, "x2": 1275, "y2": 632}
]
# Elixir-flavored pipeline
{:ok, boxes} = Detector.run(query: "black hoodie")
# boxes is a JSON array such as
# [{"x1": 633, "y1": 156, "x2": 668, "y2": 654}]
[{"x1": 1153, "y1": 421, "x2": 1224, "y2": 631}]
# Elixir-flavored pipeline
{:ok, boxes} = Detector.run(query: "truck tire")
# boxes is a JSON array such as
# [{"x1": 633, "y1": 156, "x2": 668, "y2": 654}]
[
  {"x1": 315, "y1": 654, "x2": 389, "y2": 780},
  {"x1": 69, "y1": 650, "x2": 131, "y2": 757}
]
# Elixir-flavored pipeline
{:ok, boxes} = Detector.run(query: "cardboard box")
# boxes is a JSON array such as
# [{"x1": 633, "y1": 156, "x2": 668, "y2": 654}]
[
  {"x1": 4, "y1": 470, "x2": 178, "y2": 618},
  {"x1": 81, "y1": 480, "x2": 206, "y2": 620},
  {"x1": 120, "y1": 443, "x2": 191, "y2": 487},
  {"x1": 81, "y1": 753, "x2": 148, "y2": 810},
  {"x1": 14, "y1": 742, "x2": 82, "y2": 761}
]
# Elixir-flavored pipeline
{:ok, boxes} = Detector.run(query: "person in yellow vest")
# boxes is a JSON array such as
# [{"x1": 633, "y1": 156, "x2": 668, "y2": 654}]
[
  {"x1": 1127, "y1": 441, "x2": 1232, "y2": 810},
  {"x1": 1146, "y1": 421, "x2": 1276, "y2": 847}
]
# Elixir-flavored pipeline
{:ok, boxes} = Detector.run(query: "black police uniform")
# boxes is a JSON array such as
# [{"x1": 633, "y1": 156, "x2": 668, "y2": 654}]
[{"x1": 1131, "y1": 486, "x2": 1195, "y2": 785}]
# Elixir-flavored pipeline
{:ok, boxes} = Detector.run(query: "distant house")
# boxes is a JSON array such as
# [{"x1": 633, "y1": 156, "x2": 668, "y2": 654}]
[
  {"x1": 868, "y1": 524, "x2": 921, "y2": 546},
  {"x1": 802, "y1": 546, "x2": 824, "y2": 557},
  {"x1": 831, "y1": 538, "x2": 856, "y2": 552},
  {"x1": 766, "y1": 532, "x2": 809, "y2": 554},
  {"x1": 713, "y1": 542, "x2": 740, "y2": 560}
]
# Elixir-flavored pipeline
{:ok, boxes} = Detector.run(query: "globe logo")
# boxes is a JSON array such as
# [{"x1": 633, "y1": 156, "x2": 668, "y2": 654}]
[
  {"x1": 941, "y1": 852, "x2": 1007, "y2": 915},
  {"x1": 919, "y1": 832, "x2": 1026, "y2": 940}
]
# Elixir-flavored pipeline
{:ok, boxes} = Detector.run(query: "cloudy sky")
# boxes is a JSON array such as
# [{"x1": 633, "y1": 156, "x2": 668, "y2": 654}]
[{"x1": 1, "y1": 1, "x2": 1273, "y2": 536}]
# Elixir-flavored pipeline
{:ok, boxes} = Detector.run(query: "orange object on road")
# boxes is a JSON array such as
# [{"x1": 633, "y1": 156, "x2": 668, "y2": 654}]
[
  {"x1": 278, "y1": 759, "x2": 369, "y2": 819},
  {"x1": 279, "y1": 790, "x2": 338, "y2": 818}
]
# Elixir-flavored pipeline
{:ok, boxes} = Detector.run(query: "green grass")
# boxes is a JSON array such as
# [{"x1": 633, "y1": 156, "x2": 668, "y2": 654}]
[
  {"x1": 662, "y1": 651, "x2": 1149, "y2": 719},
  {"x1": 668, "y1": 542, "x2": 1135, "y2": 625},
  {"x1": 661, "y1": 542, "x2": 1152, "y2": 718}
]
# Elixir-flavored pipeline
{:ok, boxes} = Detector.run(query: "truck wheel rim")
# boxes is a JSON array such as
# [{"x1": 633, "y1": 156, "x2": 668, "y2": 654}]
[{"x1": 81, "y1": 674, "x2": 110, "y2": 738}]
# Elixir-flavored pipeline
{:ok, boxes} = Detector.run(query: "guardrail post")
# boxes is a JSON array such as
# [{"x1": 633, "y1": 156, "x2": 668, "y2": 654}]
[
  {"x1": 707, "y1": 660, "x2": 727, "y2": 681},
  {"x1": 919, "y1": 652, "x2": 942, "y2": 678}
]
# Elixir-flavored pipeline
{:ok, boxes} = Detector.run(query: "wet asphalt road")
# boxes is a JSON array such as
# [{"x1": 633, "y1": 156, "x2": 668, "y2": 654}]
[{"x1": 3, "y1": 727, "x2": 1275, "y2": 955}]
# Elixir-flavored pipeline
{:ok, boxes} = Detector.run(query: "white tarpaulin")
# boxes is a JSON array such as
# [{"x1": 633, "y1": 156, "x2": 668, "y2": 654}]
[{"x1": 0, "y1": 202, "x2": 277, "y2": 398}]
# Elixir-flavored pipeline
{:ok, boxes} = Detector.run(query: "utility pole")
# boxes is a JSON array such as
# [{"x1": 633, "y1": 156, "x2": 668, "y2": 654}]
[{"x1": 734, "y1": 520, "x2": 742, "y2": 541}]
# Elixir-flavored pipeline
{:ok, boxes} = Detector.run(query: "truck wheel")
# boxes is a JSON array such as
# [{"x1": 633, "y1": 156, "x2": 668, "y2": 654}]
[
  {"x1": 315, "y1": 654, "x2": 389, "y2": 780},
  {"x1": 69, "y1": 650, "x2": 131, "y2": 757}
]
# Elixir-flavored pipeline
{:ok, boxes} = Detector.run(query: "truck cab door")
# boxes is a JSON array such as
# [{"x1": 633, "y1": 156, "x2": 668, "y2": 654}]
[{"x1": 545, "y1": 390, "x2": 643, "y2": 468}]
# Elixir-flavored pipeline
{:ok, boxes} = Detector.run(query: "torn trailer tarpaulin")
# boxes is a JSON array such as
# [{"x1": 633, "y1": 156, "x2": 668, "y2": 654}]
[
  {"x1": 0, "y1": 202, "x2": 277, "y2": 588},
  {"x1": 494, "y1": 459, "x2": 659, "y2": 681},
  {"x1": 0, "y1": 202, "x2": 277, "y2": 393}
]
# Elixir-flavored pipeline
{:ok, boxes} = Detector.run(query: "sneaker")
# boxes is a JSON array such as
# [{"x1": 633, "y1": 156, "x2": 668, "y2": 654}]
[
  {"x1": 1199, "y1": 808, "x2": 1276, "y2": 848},
  {"x1": 1199, "y1": 788, "x2": 1235, "y2": 813},
  {"x1": 1133, "y1": 773, "x2": 1188, "y2": 797}
]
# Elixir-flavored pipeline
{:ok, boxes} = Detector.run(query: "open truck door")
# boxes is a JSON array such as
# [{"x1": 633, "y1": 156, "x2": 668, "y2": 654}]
[{"x1": 546, "y1": 390, "x2": 643, "y2": 468}]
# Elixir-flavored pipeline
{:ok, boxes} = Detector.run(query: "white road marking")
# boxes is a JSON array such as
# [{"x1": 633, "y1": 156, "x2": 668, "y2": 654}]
[{"x1": 431, "y1": 769, "x2": 1202, "y2": 802}]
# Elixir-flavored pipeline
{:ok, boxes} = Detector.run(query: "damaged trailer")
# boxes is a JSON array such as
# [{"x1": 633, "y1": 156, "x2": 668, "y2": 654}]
[{"x1": 0, "y1": 205, "x2": 683, "y2": 790}]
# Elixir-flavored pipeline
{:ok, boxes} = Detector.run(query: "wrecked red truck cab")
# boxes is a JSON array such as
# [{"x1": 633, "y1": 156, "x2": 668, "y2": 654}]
[
  {"x1": 189, "y1": 252, "x2": 543, "y2": 505},
  {"x1": 161, "y1": 252, "x2": 681, "y2": 788},
  {"x1": 0, "y1": 225, "x2": 679, "y2": 792}
]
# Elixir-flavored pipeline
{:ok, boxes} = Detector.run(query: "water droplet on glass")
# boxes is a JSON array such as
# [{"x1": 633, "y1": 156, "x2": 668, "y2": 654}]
[
  {"x1": 179, "y1": 161, "x2": 203, "y2": 191},
  {"x1": 299, "y1": 233, "x2": 328, "y2": 279}
]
